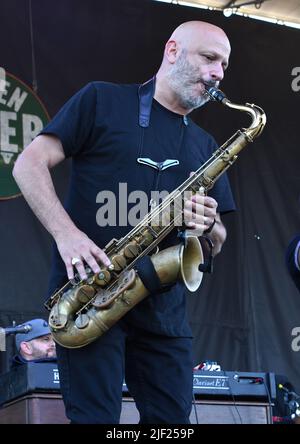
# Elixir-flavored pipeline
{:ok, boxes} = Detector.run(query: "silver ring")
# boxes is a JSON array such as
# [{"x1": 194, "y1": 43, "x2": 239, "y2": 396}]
[{"x1": 71, "y1": 257, "x2": 81, "y2": 266}]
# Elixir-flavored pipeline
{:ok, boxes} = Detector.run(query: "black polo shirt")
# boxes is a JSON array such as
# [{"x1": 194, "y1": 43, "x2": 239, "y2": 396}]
[{"x1": 41, "y1": 81, "x2": 235, "y2": 336}]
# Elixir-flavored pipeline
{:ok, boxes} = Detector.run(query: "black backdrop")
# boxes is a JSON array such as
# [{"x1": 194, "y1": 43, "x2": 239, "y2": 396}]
[{"x1": 1, "y1": 0, "x2": 300, "y2": 392}]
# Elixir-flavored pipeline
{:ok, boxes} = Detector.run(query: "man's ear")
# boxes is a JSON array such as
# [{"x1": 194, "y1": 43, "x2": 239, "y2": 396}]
[
  {"x1": 20, "y1": 341, "x2": 33, "y2": 356},
  {"x1": 165, "y1": 40, "x2": 178, "y2": 64}
]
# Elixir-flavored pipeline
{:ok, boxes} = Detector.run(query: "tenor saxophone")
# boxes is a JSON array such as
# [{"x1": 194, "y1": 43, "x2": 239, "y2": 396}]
[{"x1": 45, "y1": 87, "x2": 266, "y2": 348}]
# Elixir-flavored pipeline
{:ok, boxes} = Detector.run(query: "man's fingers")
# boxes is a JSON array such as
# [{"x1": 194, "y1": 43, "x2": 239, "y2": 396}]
[
  {"x1": 73, "y1": 260, "x2": 87, "y2": 280},
  {"x1": 64, "y1": 256, "x2": 86, "y2": 281},
  {"x1": 57, "y1": 230, "x2": 113, "y2": 280},
  {"x1": 91, "y1": 247, "x2": 111, "y2": 267},
  {"x1": 192, "y1": 193, "x2": 216, "y2": 206},
  {"x1": 71, "y1": 248, "x2": 111, "y2": 280},
  {"x1": 185, "y1": 210, "x2": 211, "y2": 227},
  {"x1": 184, "y1": 208, "x2": 196, "y2": 222},
  {"x1": 65, "y1": 260, "x2": 75, "y2": 280},
  {"x1": 83, "y1": 255, "x2": 101, "y2": 275},
  {"x1": 66, "y1": 251, "x2": 109, "y2": 282},
  {"x1": 186, "y1": 200, "x2": 212, "y2": 219},
  {"x1": 198, "y1": 203, "x2": 216, "y2": 219}
]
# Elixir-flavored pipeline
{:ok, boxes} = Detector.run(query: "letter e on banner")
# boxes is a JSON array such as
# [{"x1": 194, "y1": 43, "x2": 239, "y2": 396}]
[{"x1": 0, "y1": 72, "x2": 50, "y2": 200}]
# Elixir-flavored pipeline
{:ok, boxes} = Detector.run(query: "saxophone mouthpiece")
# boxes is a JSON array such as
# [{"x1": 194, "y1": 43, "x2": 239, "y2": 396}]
[{"x1": 205, "y1": 86, "x2": 227, "y2": 104}]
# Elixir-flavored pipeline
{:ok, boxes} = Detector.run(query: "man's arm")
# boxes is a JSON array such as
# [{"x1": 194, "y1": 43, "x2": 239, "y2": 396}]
[
  {"x1": 13, "y1": 135, "x2": 110, "y2": 280},
  {"x1": 206, "y1": 212, "x2": 227, "y2": 256}
]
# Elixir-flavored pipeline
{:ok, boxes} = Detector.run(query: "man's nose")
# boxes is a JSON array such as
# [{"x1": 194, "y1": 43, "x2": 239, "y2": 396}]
[{"x1": 210, "y1": 64, "x2": 224, "y2": 82}]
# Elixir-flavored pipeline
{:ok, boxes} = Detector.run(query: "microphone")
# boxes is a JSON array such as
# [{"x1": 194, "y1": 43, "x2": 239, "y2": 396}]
[{"x1": 4, "y1": 324, "x2": 32, "y2": 336}]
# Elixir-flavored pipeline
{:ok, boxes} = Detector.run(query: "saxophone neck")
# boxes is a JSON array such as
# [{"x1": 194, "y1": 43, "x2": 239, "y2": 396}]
[
  {"x1": 205, "y1": 86, "x2": 267, "y2": 141},
  {"x1": 224, "y1": 100, "x2": 266, "y2": 140}
]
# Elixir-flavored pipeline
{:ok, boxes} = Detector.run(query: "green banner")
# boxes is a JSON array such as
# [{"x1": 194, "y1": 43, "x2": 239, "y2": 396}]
[{"x1": 0, "y1": 71, "x2": 49, "y2": 199}]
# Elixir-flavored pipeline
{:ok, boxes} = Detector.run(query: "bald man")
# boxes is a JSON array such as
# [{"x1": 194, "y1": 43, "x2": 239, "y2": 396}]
[{"x1": 13, "y1": 21, "x2": 235, "y2": 423}]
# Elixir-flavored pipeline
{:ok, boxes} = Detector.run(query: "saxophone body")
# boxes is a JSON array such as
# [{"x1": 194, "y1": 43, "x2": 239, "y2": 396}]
[{"x1": 45, "y1": 87, "x2": 266, "y2": 348}]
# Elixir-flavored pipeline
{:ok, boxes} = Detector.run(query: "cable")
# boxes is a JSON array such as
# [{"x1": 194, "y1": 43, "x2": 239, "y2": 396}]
[
  {"x1": 192, "y1": 391, "x2": 199, "y2": 424},
  {"x1": 262, "y1": 376, "x2": 273, "y2": 424},
  {"x1": 28, "y1": 0, "x2": 38, "y2": 93},
  {"x1": 227, "y1": 375, "x2": 243, "y2": 424}
]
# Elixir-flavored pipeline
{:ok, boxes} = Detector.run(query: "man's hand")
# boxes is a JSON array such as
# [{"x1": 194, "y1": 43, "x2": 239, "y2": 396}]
[
  {"x1": 183, "y1": 187, "x2": 218, "y2": 236},
  {"x1": 55, "y1": 228, "x2": 111, "y2": 281},
  {"x1": 183, "y1": 173, "x2": 227, "y2": 256}
]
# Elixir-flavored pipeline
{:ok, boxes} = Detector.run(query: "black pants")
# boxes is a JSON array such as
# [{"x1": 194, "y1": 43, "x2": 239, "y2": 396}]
[{"x1": 56, "y1": 320, "x2": 193, "y2": 424}]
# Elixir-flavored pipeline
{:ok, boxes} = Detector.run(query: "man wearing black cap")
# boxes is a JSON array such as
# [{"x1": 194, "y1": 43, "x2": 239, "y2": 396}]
[{"x1": 13, "y1": 319, "x2": 56, "y2": 365}]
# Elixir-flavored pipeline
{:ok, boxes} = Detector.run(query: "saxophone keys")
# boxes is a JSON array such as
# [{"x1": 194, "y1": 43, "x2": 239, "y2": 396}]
[
  {"x1": 75, "y1": 314, "x2": 90, "y2": 329},
  {"x1": 49, "y1": 312, "x2": 67, "y2": 330},
  {"x1": 95, "y1": 269, "x2": 111, "y2": 286},
  {"x1": 111, "y1": 254, "x2": 127, "y2": 271},
  {"x1": 124, "y1": 242, "x2": 140, "y2": 259},
  {"x1": 75, "y1": 285, "x2": 96, "y2": 303},
  {"x1": 93, "y1": 269, "x2": 136, "y2": 309},
  {"x1": 121, "y1": 292, "x2": 131, "y2": 306},
  {"x1": 119, "y1": 270, "x2": 136, "y2": 305},
  {"x1": 86, "y1": 275, "x2": 95, "y2": 285},
  {"x1": 119, "y1": 269, "x2": 136, "y2": 288},
  {"x1": 92, "y1": 289, "x2": 117, "y2": 308}
]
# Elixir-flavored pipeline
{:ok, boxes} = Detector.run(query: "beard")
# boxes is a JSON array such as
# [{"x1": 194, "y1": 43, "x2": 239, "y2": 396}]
[
  {"x1": 30, "y1": 342, "x2": 57, "y2": 359},
  {"x1": 167, "y1": 50, "x2": 212, "y2": 111}
]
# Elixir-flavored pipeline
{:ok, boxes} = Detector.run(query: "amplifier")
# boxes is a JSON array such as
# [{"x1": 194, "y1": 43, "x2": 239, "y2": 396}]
[
  {"x1": 0, "y1": 364, "x2": 276, "y2": 403},
  {"x1": 0, "y1": 362, "x2": 60, "y2": 405},
  {"x1": 0, "y1": 364, "x2": 275, "y2": 424},
  {"x1": 121, "y1": 371, "x2": 275, "y2": 424},
  {"x1": 191, "y1": 370, "x2": 276, "y2": 401},
  {"x1": 0, "y1": 394, "x2": 273, "y2": 424},
  {"x1": 123, "y1": 370, "x2": 276, "y2": 401},
  {"x1": 120, "y1": 397, "x2": 273, "y2": 424}
]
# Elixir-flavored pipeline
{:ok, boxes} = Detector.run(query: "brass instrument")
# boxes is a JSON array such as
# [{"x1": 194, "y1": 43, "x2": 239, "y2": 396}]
[{"x1": 45, "y1": 87, "x2": 266, "y2": 348}]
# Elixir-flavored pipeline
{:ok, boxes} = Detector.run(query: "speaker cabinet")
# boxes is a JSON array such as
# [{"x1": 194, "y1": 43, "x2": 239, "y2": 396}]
[
  {"x1": 189, "y1": 399, "x2": 272, "y2": 424},
  {"x1": 0, "y1": 393, "x2": 68, "y2": 424},
  {"x1": 120, "y1": 397, "x2": 272, "y2": 424},
  {"x1": 0, "y1": 393, "x2": 272, "y2": 424}
]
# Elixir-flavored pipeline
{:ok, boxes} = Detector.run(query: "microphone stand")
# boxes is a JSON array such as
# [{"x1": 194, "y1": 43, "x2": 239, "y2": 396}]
[
  {"x1": 0, "y1": 327, "x2": 5, "y2": 352},
  {"x1": 0, "y1": 324, "x2": 32, "y2": 351}
]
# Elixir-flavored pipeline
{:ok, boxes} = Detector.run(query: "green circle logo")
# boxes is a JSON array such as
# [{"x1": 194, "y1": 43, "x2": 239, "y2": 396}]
[{"x1": 0, "y1": 71, "x2": 50, "y2": 199}]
